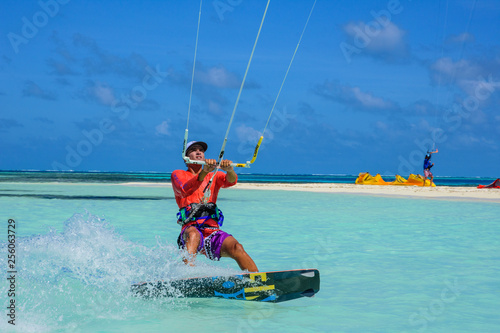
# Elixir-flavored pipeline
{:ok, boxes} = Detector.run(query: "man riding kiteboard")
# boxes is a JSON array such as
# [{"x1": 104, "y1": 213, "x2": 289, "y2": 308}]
[{"x1": 171, "y1": 141, "x2": 258, "y2": 272}]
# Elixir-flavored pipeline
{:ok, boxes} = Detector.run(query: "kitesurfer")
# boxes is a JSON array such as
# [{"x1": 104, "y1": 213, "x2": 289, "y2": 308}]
[
  {"x1": 171, "y1": 141, "x2": 258, "y2": 272},
  {"x1": 423, "y1": 148, "x2": 438, "y2": 186}
]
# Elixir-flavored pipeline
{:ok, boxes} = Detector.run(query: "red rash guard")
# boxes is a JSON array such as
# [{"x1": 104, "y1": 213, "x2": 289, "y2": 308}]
[{"x1": 171, "y1": 169, "x2": 237, "y2": 209}]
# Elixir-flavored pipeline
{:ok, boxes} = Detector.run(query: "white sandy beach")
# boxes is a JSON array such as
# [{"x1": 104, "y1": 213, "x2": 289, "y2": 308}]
[{"x1": 120, "y1": 182, "x2": 500, "y2": 203}]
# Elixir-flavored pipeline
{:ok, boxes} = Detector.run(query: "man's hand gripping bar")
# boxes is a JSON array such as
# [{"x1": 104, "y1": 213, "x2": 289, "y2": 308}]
[{"x1": 182, "y1": 135, "x2": 264, "y2": 168}]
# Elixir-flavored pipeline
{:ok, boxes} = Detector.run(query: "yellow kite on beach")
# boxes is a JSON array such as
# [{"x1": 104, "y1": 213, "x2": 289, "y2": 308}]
[{"x1": 355, "y1": 172, "x2": 436, "y2": 187}]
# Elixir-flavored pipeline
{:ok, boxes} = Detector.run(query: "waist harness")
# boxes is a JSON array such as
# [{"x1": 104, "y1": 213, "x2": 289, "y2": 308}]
[{"x1": 177, "y1": 202, "x2": 224, "y2": 227}]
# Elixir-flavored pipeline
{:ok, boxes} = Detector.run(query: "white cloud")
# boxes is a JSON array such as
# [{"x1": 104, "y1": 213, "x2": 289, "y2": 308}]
[
  {"x1": 343, "y1": 21, "x2": 408, "y2": 59},
  {"x1": 430, "y1": 58, "x2": 500, "y2": 101},
  {"x1": 445, "y1": 32, "x2": 475, "y2": 44},
  {"x1": 197, "y1": 65, "x2": 240, "y2": 88},
  {"x1": 89, "y1": 82, "x2": 116, "y2": 106},
  {"x1": 236, "y1": 124, "x2": 262, "y2": 142},
  {"x1": 375, "y1": 121, "x2": 388, "y2": 131},
  {"x1": 454, "y1": 133, "x2": 482, "y2": 147},
  {"x1": 351, "y1": 86, "x2": 393, "y2": 108},
  {"x1": 316, "y1": 80, "x2": 395, "y2": 111},
  {"x1": 208, "y1": 100, "x2": 224, "y2": 115},
  {"x1": 367, "y1": 22, "x2": 406, "y2": 52},
  {"x1": 155, "y1": 120, "x2": 170, "y2": 136},
  {"x1": 431, "y1": 58, "x2": 480, "y2": 82},
  {"x1": 459, "y1": 77, "x2": 499, "y2": 99}
]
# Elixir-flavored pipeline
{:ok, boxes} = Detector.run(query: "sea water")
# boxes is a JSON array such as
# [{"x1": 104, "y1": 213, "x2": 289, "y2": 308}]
[
  {"x1": 0, "y1": 170, "x2": 496, "y2": 187},
  {"x1": 0, "y1": 181, "x2": 499, "y2": 332}
]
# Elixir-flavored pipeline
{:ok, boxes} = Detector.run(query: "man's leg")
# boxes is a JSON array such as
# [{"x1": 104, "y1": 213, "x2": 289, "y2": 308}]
[
  {"x1": 182, "y1": 226, "x2": 201, "y2": 265},
  {"x1": 221, "y1": 236, "x2": 258, "y2": 272}
]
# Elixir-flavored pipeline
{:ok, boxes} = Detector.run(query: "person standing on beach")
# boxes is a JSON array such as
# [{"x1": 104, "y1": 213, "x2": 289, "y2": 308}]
[
  {"x1": 171, "y1": 141, "x2": 258, "y2": 272},
  {"x1": 423, "y1": 148, "x2": 438, "y2": 186}
]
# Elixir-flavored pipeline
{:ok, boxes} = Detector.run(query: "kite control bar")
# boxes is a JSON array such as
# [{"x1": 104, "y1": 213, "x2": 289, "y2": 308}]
[{"x1": 182, "y1": 131, "x2": 263, "y2": 168}]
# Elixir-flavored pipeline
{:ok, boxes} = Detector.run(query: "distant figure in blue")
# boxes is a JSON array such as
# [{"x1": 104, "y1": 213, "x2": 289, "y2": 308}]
[{"x1": 423, "y1": 148, "x2": 438, "y2": 186}]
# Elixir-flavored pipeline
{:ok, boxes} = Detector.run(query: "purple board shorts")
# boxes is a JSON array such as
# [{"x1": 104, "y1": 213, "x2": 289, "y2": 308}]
[
  {"x1": 424, "y1": 169, "x2": 432, "y2": 178},
  {"x1": 178, "y1": 228, "x2": 232, "y2": 261}
]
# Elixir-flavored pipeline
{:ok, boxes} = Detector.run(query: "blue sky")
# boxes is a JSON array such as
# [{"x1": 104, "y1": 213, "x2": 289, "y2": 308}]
[{"x1": 1, "y1": 0, "x2": 499, "y2": 177}]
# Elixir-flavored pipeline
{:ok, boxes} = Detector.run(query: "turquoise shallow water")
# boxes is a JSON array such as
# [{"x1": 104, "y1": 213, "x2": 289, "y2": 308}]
[
  {"x1": 1, "y1": 170, "x2": 497, "y2": 187},
  {"x1": 0, "y1": 182, "x2": 499, "y2": 332}
]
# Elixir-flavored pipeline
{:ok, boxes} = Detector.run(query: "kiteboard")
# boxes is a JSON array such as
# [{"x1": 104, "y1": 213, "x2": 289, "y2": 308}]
[{"x1": 131, "y1": 268, "x2": 320, "y2": 302}]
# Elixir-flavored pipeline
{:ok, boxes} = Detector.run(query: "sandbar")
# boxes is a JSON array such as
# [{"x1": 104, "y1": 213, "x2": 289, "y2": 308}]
[{"x1": 119, "y1": 182, "x2": 500, "y2": 203}]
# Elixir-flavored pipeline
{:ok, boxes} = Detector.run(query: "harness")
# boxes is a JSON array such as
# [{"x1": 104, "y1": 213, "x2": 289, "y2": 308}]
[
  {"x1": 176, "y1": 202, "x2": 225, "y2": 251},
  {"x1": 177, "y1": 202, "x2": 224, "y2": 228}
]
